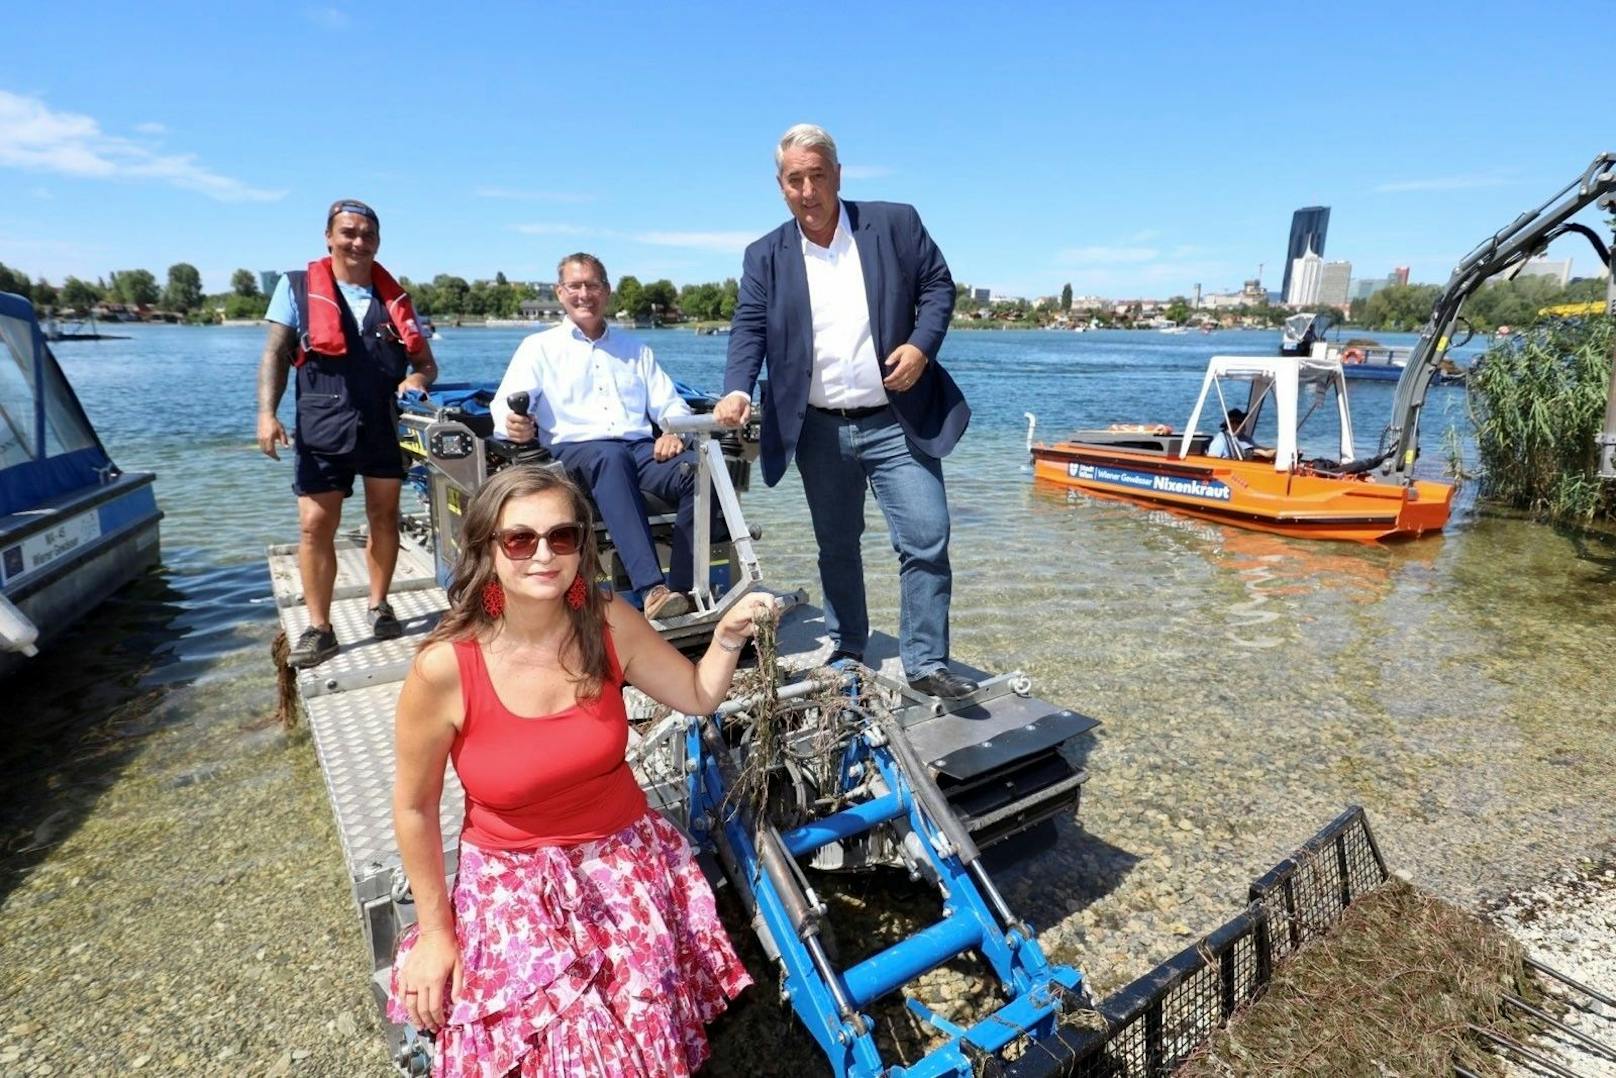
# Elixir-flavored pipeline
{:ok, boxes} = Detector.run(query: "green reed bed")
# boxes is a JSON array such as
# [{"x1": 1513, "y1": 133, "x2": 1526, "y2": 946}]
[{"x1": 1468, "y1": 315, "x2": 1615, "y2": 523}]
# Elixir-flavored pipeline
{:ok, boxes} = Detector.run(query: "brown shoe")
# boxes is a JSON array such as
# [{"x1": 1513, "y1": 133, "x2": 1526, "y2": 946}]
[{"x1": 643, "y1": 584, "x2": 692, "y2": 621}]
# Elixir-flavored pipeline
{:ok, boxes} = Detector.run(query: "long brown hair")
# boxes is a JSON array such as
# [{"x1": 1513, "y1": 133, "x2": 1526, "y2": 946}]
[{"x1": 421, "y1": 464, "x2": 610, "y2": 696}]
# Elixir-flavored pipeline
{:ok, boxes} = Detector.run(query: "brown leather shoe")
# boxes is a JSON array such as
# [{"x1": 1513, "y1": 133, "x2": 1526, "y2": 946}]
[{"x1": 643, "y1": 584, "x2": 692, "y2": 621}]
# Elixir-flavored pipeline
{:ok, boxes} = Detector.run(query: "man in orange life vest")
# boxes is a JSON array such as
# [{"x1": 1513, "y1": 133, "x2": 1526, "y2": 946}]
[{"x1": 255, "y1": 199, "x2": 438, "y2": 668}]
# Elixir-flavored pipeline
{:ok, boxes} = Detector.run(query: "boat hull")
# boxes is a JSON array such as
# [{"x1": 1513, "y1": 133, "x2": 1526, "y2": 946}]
[
  {"x1": 0, "y1": 473, "x2": 162, "y2": 678},
  {"x1": 1030, "y1": 442, "x2": 1451, "y2": 542}
]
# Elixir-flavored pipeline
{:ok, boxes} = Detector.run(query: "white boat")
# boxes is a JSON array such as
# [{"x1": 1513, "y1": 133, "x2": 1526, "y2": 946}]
[{"x1": 1, "y1": 291, "x2": 162, "y2": 677}]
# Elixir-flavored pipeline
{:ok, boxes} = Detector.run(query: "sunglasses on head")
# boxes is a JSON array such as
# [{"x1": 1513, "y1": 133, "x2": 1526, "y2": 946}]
[{"x1": 492, "y1": 523, "x2": 585, "y2": 560}]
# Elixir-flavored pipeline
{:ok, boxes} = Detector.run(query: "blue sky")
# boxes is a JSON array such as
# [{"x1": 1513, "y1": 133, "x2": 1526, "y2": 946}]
[{"x1": 2, "y1": 2, "x2": 1611, "y2": 299}]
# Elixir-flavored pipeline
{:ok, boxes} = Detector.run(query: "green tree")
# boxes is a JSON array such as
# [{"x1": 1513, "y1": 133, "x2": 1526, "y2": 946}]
[
  {"x1": 1359, "y1": 283, "x2": 1442, "y2": 332},
  {"x1": 111, "y1": 268, "x2": 160, "y2": 306},
  {"x1": 224, "y1": 293, "x2": 269, "y2": 320},
  {"x1": 60, "y1": 276, "x2": 102, "y2": 310},
  {"x1": 643, "y1": 279, "x2": 678, "y2": 321},
  {"x1": 163, "y1": 263, "x2": 204, "y2": 313},
  {"x1": 432, "y1": 274, "x2": 470, "y2": 313},
  {"x1": 1564, "y1": 277, "x2": 1607, "y2": 303},
  {"x1": 1164, "y1": 296, "x2": 1191, "y2": 325},
  {"x1": 0, "y1": 262, "x2": 30, "y2": 295},
  {"x1": 678, "y1": 282, "x2": 724, "y2": 322},
  {"x1": 720, "y1": 278, "x2": 739, "y2": 320},
  {"x1": 231, "y1": 268, "x2": 261, "y2": 298},
  {"x1": 615, "y1": 275, "x2": 646, "y2": 319},
  {"x1": 1060, "y1": 282, "x2": 1073, "y2": 312},
  {"x1": 32, "y1": 278, "x2": 58, "y2": 308}
]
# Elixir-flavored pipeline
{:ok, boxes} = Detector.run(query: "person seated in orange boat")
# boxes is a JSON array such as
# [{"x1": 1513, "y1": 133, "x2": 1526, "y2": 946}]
[
  {"x1": 1206, "y1": 408, "x2": 1276, "y2": 462},
  {"x1": 389, "y1": 465, "x2": 775, "y2": 1075}
]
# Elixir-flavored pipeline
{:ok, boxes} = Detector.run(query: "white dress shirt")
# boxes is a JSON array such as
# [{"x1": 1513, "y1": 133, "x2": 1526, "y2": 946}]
[
  {"x1": 802, "y1": 203, "x2": 888, "y2": 410},
  {"x1": 490, "y1": 319, "x2": 692, "y2": 445}
]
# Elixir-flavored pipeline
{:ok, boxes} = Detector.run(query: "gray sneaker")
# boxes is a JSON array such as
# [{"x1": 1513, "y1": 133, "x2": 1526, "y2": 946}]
[
  {"x1": 289, "y1": 625, "x2": 339, "y2": 668},
  {"x1": 368, "y1": 600, "x2": 402, "y2": 640}
]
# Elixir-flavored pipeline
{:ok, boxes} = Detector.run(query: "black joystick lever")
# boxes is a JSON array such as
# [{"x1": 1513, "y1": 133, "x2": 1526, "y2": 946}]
[{"x1": 507, "y1": 391, "x2": 531, "y2": 417}]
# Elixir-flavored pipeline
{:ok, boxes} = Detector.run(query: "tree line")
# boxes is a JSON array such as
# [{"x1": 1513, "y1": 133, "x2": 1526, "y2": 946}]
[
  {"x1": 0, "y1": 259, "x2": 744, "y2": 324},
  {"x1": 1348, "y1": 277, "x2": 1607, "y2": 333},
  {"x1": 0, "y1": 260, "x2": 267, "y2": 323}
]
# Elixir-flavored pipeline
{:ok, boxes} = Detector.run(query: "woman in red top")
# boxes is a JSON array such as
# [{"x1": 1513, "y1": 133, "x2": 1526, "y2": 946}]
[{"x1": 390, "y1": 465, "x2": 774, "y2": 1076}]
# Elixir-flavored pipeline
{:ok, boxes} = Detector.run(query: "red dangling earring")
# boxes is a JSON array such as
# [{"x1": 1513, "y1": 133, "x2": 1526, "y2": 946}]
[
  {"x1": 481, "y1": 579, "x2": 505, "y2": 618},
  {"x1": 566, "y1": 574, "x2": 588, "y2": 610}
]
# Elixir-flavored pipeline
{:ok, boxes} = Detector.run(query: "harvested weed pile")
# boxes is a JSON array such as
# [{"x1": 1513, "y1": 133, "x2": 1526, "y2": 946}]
[{"x1": 1181, "y1": 879, "x2": 1541, "y2": 1077}]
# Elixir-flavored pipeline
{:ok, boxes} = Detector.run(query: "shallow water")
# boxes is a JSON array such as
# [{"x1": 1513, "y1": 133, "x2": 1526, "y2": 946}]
[{"x1": 3, "y1": 324, "x2": 1612, "y2": 1074}]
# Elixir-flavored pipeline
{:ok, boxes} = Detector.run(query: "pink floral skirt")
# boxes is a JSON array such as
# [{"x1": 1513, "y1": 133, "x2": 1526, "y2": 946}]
[{"x1": 388, "y1": 811, "x2": 752, "y2": 1077}]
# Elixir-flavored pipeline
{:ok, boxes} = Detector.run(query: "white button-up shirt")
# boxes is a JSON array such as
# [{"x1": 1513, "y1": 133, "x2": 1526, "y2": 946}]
[
  {"x1": 802, "y1": 203, "x2": 888, "y2": 410},
  {"x1": 491, "y1": 319, "x2": 692, "y2": 445}
]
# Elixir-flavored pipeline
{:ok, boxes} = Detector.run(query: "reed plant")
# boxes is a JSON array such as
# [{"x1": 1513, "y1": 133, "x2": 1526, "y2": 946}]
[{"x1": 1467, "y1": 315, "x2": 1616, "y2": 523}]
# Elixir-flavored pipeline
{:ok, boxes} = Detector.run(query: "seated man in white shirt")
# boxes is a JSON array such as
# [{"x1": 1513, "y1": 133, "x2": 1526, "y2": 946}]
[
  {"x1": 1205, "y1": 408, "x2": 1275, "y2": 462},
  {"x1": 490, "y1": 253, "x2": 697, "y2": 620}
]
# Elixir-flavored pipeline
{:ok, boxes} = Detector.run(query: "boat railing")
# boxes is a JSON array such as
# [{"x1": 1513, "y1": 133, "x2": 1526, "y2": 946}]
[{"x1": 1318, "y1": 341, "x2": 1413, "y2": 368}]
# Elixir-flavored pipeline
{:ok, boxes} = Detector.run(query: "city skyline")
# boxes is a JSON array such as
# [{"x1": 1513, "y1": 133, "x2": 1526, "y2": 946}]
[{"x1": 1, "y1": 3, "x2": 1612, "y2": 299}]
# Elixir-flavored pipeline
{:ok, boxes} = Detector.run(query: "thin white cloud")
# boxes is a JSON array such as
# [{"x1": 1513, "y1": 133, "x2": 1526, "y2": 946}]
[
  {"x1": 1057, "y1": 245, "x2": 1161, "y2": 265},
  {"x1": 633, "y1": 230, "x2": 755, "y2": 254},
  {"x1": 303, "y1": 6, "x2": 350, "y2": 28},
  {"x1": 133, "y1": 121, "x2": 166, "y2": 136},
  {"x1": 513, "y1": 223, "x2": 596, "y2": 236},
  {"x1": 0, "y1": 90, "x2": 284, "y2": 202},
  {"x1": 511, "y1": 223, "x2": 756, "y2": 255},
  {"x1": 475, "y1": 183, "x2": 597, "y2": 202},
  {"x1": 476, "y1": 186, "x2": 597, "y2": 204},
  {"x1": 841, "y1": 164, "x2": 893, "y2": 180},
  {"x1": 1373, "y1": 173, "x2": 1515, "y2": 193}
]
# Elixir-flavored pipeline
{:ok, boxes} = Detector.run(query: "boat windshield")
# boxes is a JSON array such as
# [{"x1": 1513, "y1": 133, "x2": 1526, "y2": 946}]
[{"x1": 1, "y1": 292, "x2": 109, "y2": 513}]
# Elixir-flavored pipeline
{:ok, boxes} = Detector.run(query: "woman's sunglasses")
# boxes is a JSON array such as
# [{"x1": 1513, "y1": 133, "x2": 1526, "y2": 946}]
[{"x1": 491, "y1": 523, "x2": 585, "y2": 560}]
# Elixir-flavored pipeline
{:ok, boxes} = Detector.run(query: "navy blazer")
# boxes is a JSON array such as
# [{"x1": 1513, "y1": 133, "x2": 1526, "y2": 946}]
[{"x1": 723, "y1": 200, "x2": 971, "y2": 487}]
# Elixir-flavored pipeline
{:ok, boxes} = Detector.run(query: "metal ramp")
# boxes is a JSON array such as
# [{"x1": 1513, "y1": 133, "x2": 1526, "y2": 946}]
[{"x1": 267, "y1": 534, "x2": 458, "y2": 983}]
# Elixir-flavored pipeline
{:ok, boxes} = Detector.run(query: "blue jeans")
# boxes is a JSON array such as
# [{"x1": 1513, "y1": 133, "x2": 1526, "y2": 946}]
[
  {"x1": 552, "y1": 438, "x2": 698, "y2": 596},
  {"x1": 794, "y1": 406, "x2": 953, "y2": 678}
]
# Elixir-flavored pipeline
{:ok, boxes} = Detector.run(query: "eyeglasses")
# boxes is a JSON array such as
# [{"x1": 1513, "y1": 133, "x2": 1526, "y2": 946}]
[
  {"x1": 492, "y1": 523, "x2": 585, "y2": 560},
  {"x1": 558, "y1": 280, "x2": 606, "y2": 295}
]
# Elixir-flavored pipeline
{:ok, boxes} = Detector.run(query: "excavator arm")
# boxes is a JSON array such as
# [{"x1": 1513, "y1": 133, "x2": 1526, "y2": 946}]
[{"x1": 1381, "y1": 152, "x2": 1616, "y2": 480}]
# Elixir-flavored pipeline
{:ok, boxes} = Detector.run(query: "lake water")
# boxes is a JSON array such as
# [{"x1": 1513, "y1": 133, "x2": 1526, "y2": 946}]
[{"x1": 4, "y1": 323, "x2": 1614, "y2": 1073}]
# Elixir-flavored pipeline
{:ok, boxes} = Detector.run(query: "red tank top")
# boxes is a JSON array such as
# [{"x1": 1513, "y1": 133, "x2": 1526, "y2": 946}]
[{"x1": 450, "y1": 629, "x2": 648, "y2": 850}]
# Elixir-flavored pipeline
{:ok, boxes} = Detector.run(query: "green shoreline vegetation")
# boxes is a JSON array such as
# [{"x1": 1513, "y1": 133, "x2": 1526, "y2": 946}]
[{"x1": 5, "y1": 258, "x2": 1600, "y2": 336}]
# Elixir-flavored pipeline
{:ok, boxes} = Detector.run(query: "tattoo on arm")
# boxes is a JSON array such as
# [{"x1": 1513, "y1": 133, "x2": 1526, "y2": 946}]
[{"x1": 257, "y1": 323, "x2": 297, "y2": 415}]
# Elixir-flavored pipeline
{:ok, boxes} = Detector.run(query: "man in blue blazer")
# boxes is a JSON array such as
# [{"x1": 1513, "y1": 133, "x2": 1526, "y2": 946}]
[{"x1": 714, "y1": 124, "x2": 976, "y2": 700}]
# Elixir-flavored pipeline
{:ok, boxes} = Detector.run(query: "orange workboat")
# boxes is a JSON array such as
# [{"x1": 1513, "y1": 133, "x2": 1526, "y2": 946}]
[{"x1": 1028, "y1": 354, "x2": 1453, "y2": 542}]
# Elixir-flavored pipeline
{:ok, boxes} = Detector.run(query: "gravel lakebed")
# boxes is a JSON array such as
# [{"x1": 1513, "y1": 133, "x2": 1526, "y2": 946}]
[{"x1": 4, "y1": 505, "x2": 1614, "y2": 1076}]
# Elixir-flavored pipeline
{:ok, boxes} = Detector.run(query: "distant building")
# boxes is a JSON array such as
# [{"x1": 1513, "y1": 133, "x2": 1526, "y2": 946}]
[
  {"x1": 1391, "y1": 266, "x2": 1409, "y2": 285},
  {"x1": 1513, "y1": 258, "x2": 1573, "y2": 286},
  {"x1": 1202, "y1": 292, "x2": 1248, "y2": 310},
  {"x1": 1350, "y1": 278, "x2": 1388, "y2": 302},
  {"x1": 1281, "y1": 206, "x2": 1330, "y2": 306},
  {"x1": 971, "y1": 287, "x2": 991, "y2": 304},
  {"x1": 1286, "y1": 247, "x2": 1324, "y2": 306},
  {"x1": 988, "y1": 292, "x2": 1024, "y2": 305},
  {"x1": 259, "y1": 270, "x2": 282, "y2": 297},
  {"x1": 1319, "y1": 261, "x2": 1352, "y2": 307},
  {"x1": 519, "y1": 297, "x2": 564, "y2": 319},
  {"x1": 1241, "y1": 278, "x2": 1267, "y2": 305}
]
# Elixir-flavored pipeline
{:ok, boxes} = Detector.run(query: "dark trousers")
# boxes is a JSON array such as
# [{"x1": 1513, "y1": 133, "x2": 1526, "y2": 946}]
[{"x1": 551, "y1": 437, "x2": 698, "y2": 594}]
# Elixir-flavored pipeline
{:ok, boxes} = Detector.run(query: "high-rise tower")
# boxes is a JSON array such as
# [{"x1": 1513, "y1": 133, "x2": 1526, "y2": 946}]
[{"x1": 1281, "y1": 207, "x2": 1330, "y2": 305}]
